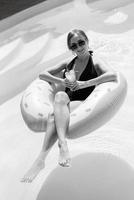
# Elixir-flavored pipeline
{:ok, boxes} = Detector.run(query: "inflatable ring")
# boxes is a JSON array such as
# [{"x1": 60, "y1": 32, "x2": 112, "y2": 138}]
[{"x1": 20, "y1": 72, "x2": 127, "y2": 138}]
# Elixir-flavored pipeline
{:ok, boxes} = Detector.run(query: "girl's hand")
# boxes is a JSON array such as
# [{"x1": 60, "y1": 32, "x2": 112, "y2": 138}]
[
  {"x1": 72, "y1": 80, "x2": 94, "y2": 91},
  {"x1": 64, "y1": 78, "x2": 75, "y2": 89},
  {"x1": 70, "y1": 81, "x2": 82, "y2": 91},
  {"x1": 65, "y1": 80, "x2": 83, "y2": 91}
]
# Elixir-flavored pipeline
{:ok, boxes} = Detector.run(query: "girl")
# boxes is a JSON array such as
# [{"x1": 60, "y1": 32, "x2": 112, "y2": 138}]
[{"x1": 21, "y1": 29, "x2": 117, "y2": 183}]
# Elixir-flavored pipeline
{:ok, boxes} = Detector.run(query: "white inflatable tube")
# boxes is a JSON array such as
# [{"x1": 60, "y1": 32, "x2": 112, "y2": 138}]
[{"x1": 21, "y1": 71, "x2": 127, "y2": 138}]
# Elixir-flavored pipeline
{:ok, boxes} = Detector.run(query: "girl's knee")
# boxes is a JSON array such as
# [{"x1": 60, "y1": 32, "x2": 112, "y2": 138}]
[{"x1": 54, "y1": 91, "x2": 70, "y2": 105}]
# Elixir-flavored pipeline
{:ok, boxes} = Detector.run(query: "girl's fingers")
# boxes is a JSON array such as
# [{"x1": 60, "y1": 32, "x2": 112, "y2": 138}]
[
  {"x1": 65, "y1": 79, "x2": 75, "y2": 87},
  {"x1": 71, "y1": 82, "x2": 79, "y2": 91},
  {"x1": 64, "y1": 79, "x2": 80, "y2": 91}
]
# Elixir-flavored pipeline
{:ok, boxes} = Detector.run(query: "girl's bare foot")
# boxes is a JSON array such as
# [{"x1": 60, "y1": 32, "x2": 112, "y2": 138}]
[
  {"x1": 58, "y1": 140, "x2": 71, "y2": 167},
  {"x1": 21, "y1": 153, "x2": 45, "y2": 183}
]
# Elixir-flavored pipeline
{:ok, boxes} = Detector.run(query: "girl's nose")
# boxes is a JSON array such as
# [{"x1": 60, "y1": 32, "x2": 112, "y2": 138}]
[{"x1": 77, "y1": 45, "x2": 83, "y2": 51}]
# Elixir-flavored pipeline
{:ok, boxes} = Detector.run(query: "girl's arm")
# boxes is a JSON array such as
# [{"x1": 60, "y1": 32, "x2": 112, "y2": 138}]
[
  {"x1": 39, "y1": 63, "x2": 67, "y2": 85},
  {"x1": 80, "y1": 71, "x2": 117, "y2": 89}
]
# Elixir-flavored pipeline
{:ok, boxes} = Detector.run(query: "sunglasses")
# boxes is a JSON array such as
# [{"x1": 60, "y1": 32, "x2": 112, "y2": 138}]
[{"x1": 70, "y1": 40, "x2": 86, "y2": 51}]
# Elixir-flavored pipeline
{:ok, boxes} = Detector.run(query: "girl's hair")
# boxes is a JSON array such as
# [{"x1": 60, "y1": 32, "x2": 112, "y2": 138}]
[{"x1": 67, "y1": 29, "x2": 89, "y2": 50}]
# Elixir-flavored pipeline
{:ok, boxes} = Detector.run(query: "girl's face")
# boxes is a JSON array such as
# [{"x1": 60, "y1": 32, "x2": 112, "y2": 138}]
[{"x1": 70, "y1": 34, "x2": 89, "y2": 57}]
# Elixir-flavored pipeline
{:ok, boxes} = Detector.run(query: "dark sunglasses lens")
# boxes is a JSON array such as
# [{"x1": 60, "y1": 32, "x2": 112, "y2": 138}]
[
  {"x1": 70, "y1": 44, "x2": 77, "y2": 50},
  {"x1": 78, "y1": 40, "x2": 85, "y2": 46}
]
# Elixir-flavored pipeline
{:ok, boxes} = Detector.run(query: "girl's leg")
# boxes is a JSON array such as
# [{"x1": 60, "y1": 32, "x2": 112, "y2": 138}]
[
  {"x1": 54, "y1": 91, "x2": 71, "y2": 167},
  {"x1": 21, "y1": 112, "x2": 58, "y2": 183}
]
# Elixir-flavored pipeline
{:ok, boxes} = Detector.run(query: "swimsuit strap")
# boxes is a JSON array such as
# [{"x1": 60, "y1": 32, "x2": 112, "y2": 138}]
[
  {"x1": 66, "y1": 57, "x2": 76, "y2": 71},
  {"x1": 64, "y1": 51, "x2": 94, "y2": 78}
]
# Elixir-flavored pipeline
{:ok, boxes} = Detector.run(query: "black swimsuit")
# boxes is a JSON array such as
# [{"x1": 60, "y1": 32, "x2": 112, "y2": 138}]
[{"x1": 63, "y1": 52, "x2": 98, "y2": 101}]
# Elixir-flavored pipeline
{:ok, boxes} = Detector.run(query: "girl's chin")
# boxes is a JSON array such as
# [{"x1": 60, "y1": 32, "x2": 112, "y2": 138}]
[
  {"x1": 77, "y1": 50, "x2": 85, "y2": 55},
  {"x1": 77, "y1": 50, "x2": 87, "y2": 56}
]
